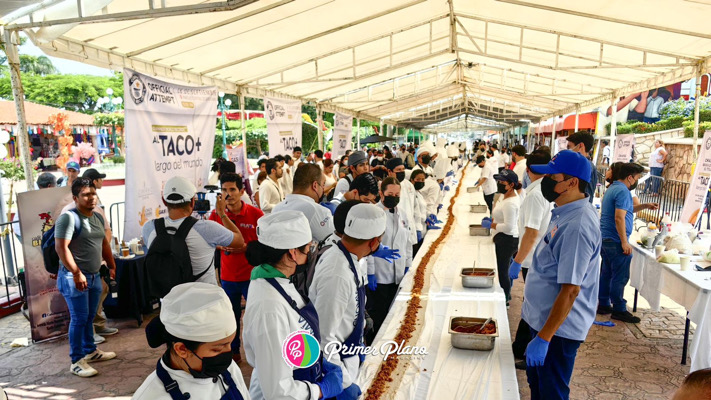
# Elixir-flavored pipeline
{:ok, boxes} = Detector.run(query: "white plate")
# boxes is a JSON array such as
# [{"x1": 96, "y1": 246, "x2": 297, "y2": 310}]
[{"x1": 119, "y1": 254, "x2": 135, "y2": 260}]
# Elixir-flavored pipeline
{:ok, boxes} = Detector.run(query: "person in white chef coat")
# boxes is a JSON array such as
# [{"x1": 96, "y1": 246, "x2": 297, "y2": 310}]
[
  {"x1": 133, "y1": 282, "x2": 250, "y2": 400},
  {"x1": 242, "y1": 211, "x2": 344, "y2": 400},
  {"x1": 309, "y1": 203, "x2": 387, "y2": 400}
]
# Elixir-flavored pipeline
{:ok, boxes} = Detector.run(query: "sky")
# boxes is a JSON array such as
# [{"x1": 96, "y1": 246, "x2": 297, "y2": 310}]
[{"x1": 19, "y1": 37, "x2": 113, "y2": 77}]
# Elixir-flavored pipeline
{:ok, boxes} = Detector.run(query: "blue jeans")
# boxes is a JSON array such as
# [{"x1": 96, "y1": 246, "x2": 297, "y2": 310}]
[
  {"x1": 649, "y1": 167, "x2": 663, "y2": 193},
  {"x1": 221, "y1": 280, "x2": 250, "y2": 353},
  {"x1": 57, "y1": 267, "x2": 103, "y2": 363},
  {"x1": 598, "y1": 240, "x2": 633, "y2": 312},
  {"x1": 526, "y1": 328, "x2": 582, "y2": 400}
]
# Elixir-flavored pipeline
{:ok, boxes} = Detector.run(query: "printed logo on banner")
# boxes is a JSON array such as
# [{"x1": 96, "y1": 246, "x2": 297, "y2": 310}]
[
  {"x1": 282, "y1": 331, "x2": 320, "y2": 369},
  {"x1": 617, "y1": 140, "x2": 624, "y2": 149},
  {"x1": 705, "y1": 136, "x2": 711, "y2": 151},
  {"x1": 266, "y1": 101, "x2": 275, "y2": 120},
  {"x1": 129, "y1": 74, "x2": 147, "y2": 105}
]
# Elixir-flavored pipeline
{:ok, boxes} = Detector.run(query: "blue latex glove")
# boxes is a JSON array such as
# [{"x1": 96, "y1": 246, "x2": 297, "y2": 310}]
[
  {"x1": 372, "y1": 245, "x2": 401, "y2": 263},
  {"x1": 439, "y1": 182, "x2": 445, "y2": 191},
  {"x1": 480, "y1": 219, "x2": 492, "y2": 229},
  {"x1": 404, "y1": 267, "x2": 409, "y2": 275},
  {"x1": 320, "y1": 201, "x2": 338, "y2": 215},
  {"x1": 367, "y1": 274, "x2": 378, "y2": 291},
  {"x1": 482, "y1": 217, "x2": 492, "y2": 223},
  {"x1": 427, "y1": 223, "x2": 441, "y2": 230},
  {"x1": 317, "y1": 359, "x2": 344, "y2": 398},
  {"x1": 525, "y1": 336, "x2": 550, "y2": 367},
  {"x1": 509, "y1": 260, "x2": 522, "y2": 280},
  {"x1": 428, "y1": 214, "x2": 443, "y2": 224},
  {"x1": 336, "y1": 383, "x2": 362, "y2": 400},
  {"x1": 446, "y1": 170, "x2": 454, "y2": 177},
  {"x1": 437, "y1": 204, "x2": 443, "y2": 213},
  {"x1": 444, "y1": 185, "x2": 450, "y2": 191},
  {"x1": 416, "y1": 230, "x2": 423, "y2": 242}
]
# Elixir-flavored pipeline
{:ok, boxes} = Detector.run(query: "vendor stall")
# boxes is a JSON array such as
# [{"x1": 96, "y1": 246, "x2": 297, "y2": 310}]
[{"x1": 357, "y1": 164, "x2": 519, "y2": 400}]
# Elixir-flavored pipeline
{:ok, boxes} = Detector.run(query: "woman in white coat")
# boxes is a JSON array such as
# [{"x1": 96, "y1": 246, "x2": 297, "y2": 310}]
[
  {"x1": 410, "y1": 169, "x2": 429, "y2": 256},
  {"x1": 242, "y1": 211, "x2": 344, "y2": 400},
  {"x1": 133, "y1": 282, "x2": 250, "y2": 400}
]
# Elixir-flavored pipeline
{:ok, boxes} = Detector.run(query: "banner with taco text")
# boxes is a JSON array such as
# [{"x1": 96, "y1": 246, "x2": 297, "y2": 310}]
[
  {"x1": 612, "y1": 134, "x2": 636, "y2": 163},
  {"x1": 123, "y1": 68, "x2": 216, "y2": 240},
  {"x1": 264, "y1": 97, "x2": 302, "y2": 157},
  {"x1": 226, "y1": 143, "x2": 248, "y2": 179},
  {"x1": 332, "y1": 113, "x2": 353, "y2": 160},
  {"x1": 17, "y1": 186, "x2": 74, "y2": 342}
]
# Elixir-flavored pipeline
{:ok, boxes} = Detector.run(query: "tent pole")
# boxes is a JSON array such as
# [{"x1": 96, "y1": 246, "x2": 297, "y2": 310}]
[
  {"x1": 356, "y1": 118, "x2": 360, "y2": 150},
  {"x1": 239, "y1": 92, "x2": 247, "y2": 147},
  {"x1": 316, "y1": 104, "x2": 324, "y2": 151},
  {"x1": 609, "y1": 94, "x2": 618, "y2": 161},
  {"x1": 551, "y1": 117, "x2": 557, "y2": 152},
  {"x1": 3, "y1": 30, "x2": 34, "y2": 191},
  {"x1": 574, "y1": 105, "x2": 580, "y2": 132},
  {"x1": 693, "y1": 66, "x2": 702, "y2": 159}
]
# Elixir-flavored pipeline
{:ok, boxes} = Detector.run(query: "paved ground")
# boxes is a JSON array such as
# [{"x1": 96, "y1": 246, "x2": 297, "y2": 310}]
[{"x1": 508, "y1": 282, "x2": 691, "y2": 400}]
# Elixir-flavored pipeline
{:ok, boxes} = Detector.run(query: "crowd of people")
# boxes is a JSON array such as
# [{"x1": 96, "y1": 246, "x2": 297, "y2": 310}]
[{"x1": 44, "y1": 132, "x2": 710, "y2": 400}]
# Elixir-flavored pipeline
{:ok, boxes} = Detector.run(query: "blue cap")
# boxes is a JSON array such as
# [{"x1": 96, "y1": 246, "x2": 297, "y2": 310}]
[
  {"x1": 529, "y1": 150, "x2": 591, "y2": 183},
  {"x1": 66, "y1": 161, "x2": 80, "y2": 171},
  {"x1": 493, "y1": 169, "x2": 519, "y2": 185}
]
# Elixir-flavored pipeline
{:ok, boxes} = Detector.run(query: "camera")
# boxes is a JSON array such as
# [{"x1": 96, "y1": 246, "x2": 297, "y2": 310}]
[{"x1": 194, "y1": 185, "x2": 219, "y2": 215}]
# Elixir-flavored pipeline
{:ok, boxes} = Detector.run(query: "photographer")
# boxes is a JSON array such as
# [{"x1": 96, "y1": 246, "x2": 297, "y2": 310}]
[{"x1": 142, "y1": 177, "x2": 245, "y2": 286}]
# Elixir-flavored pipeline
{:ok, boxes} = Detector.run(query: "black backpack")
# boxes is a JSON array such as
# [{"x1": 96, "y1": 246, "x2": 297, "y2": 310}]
[
  {"x1": 145, "y1": 217, "x2": 211, "y2": 299},
  {"x1": 41, "y1": 209, "x2": 97, "y2": 274},
  {"x1": 291, "y1": 238, "x2": 333, "y2": 299}
]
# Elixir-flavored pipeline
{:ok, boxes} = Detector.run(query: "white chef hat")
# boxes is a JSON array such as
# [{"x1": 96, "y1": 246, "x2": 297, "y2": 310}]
[
  {"x1": 161, "y1": 282, "x2": 236, "y2": 343},
  {"x1": 447, "y1": 144, "x2": 459, "y2": 158},
  {"x1": 344, "y1": 203, "x2": 386, "y2": 240},
  {"x1": 257, "y1": 210, "x2": 312, "y2": 249},
  {"x1": 417, "y1": 141, "x2": 436, "y2": 158}
]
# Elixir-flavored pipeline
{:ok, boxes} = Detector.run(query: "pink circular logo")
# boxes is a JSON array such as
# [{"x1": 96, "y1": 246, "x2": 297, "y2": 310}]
[{"x1": 282, "y1": 330, "x2": 320, "y2": 369}]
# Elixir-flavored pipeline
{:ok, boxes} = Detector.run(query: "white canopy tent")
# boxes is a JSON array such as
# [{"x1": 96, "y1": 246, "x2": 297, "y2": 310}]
[{"x1": 2, "y1": 0, "x2": 711, "y2": 188}]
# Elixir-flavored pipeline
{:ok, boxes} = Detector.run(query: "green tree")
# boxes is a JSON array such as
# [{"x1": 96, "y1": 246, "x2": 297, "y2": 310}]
[
  {"x1": 18, "y1": 55, "x2": 58, "y2": 76},
  {"x1": 0, "y1": 72, "x2": 123, "y2": 113}
]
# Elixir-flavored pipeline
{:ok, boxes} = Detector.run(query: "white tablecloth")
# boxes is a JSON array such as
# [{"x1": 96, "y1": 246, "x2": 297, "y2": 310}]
[
  {"x1": 356, "y1": 165, "x2": 519, "y2": 399},
  {"x1": 630, "y1": 244, "x2": 711, "y2": 371}
]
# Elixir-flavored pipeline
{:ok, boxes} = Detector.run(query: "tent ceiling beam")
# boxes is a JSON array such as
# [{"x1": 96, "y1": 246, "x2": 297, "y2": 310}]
[
  {"x1": 125, "y1": 0, "x2": 295, "y2": 58},
  {"x1": 202, "y1": 0, "x2": 428, "y2": 75},
  {"x1": 467, "y1": 63, "x2": 616, "y2": 93},
  {"x1": 356, "y1": 84, "x2": 462, "y2": 114},
  {"x1": 242, "y1": 14, "x2": 450, "y2": 85},
  {"x1": 6, "y1": 0, "x2": 261, "y2": 29},
  {"x1": 456, "y1": 12, "x2": 700, "y2": 61},
  {"x1": 496, "y1": 0, "x2": 711, "y2": 41}
]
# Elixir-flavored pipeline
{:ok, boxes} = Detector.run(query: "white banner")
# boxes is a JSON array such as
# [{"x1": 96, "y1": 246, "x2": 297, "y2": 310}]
[
  {"x1": 123, "y1": 68, "x2": 216, "y2": 240},
  {"x1": 264, "y1": 97, "x2": 302, "y2": 157},
  {"x1": 332, "y1": 112, "x2": 353, "y2": 160},
  {"x1": 612, "y1": 134, "x2": 635, "y2": 163},
  {"x1": 18, "y1": 186, "x2": 74, "y2": 342},
  {"x1": 681, "y1": 131, "x2": 711, "y2": 225},
  {"x1": 555, "y1": 136, "x2": 568, "y2": 154},
  {"x1": 226, "y1": 143, "x2": 248, "y2": 178}
]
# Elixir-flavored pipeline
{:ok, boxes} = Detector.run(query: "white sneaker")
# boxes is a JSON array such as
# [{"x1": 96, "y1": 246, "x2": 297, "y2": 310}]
[
  {"x1": 70, "y1": 359, "x2": 98, "y2": 377},
  {"x1": 84, "y1": 349, "x2": 116, "y2": 363},
  {"x1": 93, "y1": 333, "x2": 105, "y2": 344},
  {"x1": 95, "y1": 327, "x2": 118, "y2": 336}
]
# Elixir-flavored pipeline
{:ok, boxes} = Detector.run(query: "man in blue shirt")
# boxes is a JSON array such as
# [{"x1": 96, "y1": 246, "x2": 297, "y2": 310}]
[
  {"x1": 598, "y1": 163, "x2": 657, "y2": 323},
  {"x1": 522, "y1": 150, "x2": 602, "y2": 400}
]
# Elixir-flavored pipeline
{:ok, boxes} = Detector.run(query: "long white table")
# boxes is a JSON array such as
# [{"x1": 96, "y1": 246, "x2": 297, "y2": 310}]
[
  {"x1": 630, "y1": 243, "x2": 711, "y2": 371},
  {"x1": 356, "y1": 164, "x2": 519, "y2": 399}
]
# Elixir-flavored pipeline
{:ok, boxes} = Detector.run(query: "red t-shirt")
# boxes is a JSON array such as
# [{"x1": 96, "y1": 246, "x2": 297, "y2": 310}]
[{"x1": 209, "y1": 202, "x2": 263, "y2": 282}]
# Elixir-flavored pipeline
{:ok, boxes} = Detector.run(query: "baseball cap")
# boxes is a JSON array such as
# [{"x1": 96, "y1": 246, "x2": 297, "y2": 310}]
[
  {"x1": 66, "y1": 161, "x2": 80, "y2": 171},
  {"x1": 348, "y1": 151, "x2": 368, "y2": 167},
  {"x1": 493, "y1": 169, "x2": 519, "y2": 185},
  {"x1": 529, "y1": 150, "x2": 591, "y2": 183},
  {"x1": 82, "y1": 168, "x2": 106, "y2": 181},
  {"x1": 163, "y1": 176, "x2": 197, "y2": 204}
]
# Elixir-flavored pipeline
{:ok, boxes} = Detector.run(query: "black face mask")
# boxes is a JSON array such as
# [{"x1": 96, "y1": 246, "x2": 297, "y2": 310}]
[
  {"x1": 395, "y1": 172, "x2": 406, "y2": 182},
  {"x1": 383, "y1": 195, "x2": 400, "y2": 209},
  {"x1": 540, "y1": 176, "x2": 564, "y2": 203},
  {"x1": 367, "y1": 240, "x2": 381, "y2": 257},
  {"x1": 496, "y1": 182, "x2": 508, "y2": 194},
  {"x1": 184, "y1": 350, "x2": 233, "y2": 379},
  {"x1": 421, "y1": 155, "x2": 432, "y2": 164},
  {"x1": 413, "y1": 181, "x2": 425, "y2": 191},
  {"x1": 374, "y1": 195, "x2": 381, "y2": 204},
  {"x1": 629, "y1": 179, "x2": 638, "y2": 191}
]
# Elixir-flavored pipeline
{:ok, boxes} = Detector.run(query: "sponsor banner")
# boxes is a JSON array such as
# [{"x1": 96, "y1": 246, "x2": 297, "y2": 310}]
[
  {"x1": 226, "y1": 143, "x2": 248, "y2": 179},
  {"x1": 332, "y1": 113, "x2": 353, "y2": 160},
  {"x1": 555, "y1": 136, "x2": 568, "y2": 154},
  {"x1": 18, "y1": 186, "x2": 74, "y2": 342},
  {"x1": 264, "y1": 97, "x2": 302, "y2": 156},
  {"x1": 612, "y1": 134, "x2": 635, "y2": 163},
  {"x1": 681, "y1": 131, "x2": 711, "y2": 225},
  {"x1": 123, "y1": 68, "x2": 217, "y2": 240}
]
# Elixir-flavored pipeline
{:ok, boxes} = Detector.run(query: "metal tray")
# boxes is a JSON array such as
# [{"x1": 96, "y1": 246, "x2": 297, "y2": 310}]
[
  {"x1": 448, "y1": 317, "x2": 499, "y2": 351},
  {"x1": 461, "y1": 268, "x2": 496, "y2": 288},
  {"x1": 470, "y1": 204, "x2": 488, "y2": 213},
  {"x1": 469, "y1": 224, "x2": 491, "y2": 236},
  {"x1": 467, "y1": 186, "x2": 478, "y2": 193}
]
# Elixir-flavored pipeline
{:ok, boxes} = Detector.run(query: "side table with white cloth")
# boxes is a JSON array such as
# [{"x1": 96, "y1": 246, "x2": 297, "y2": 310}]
[{"x1": 629, "y1": 243, "x2": 711, "y2": 371}]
